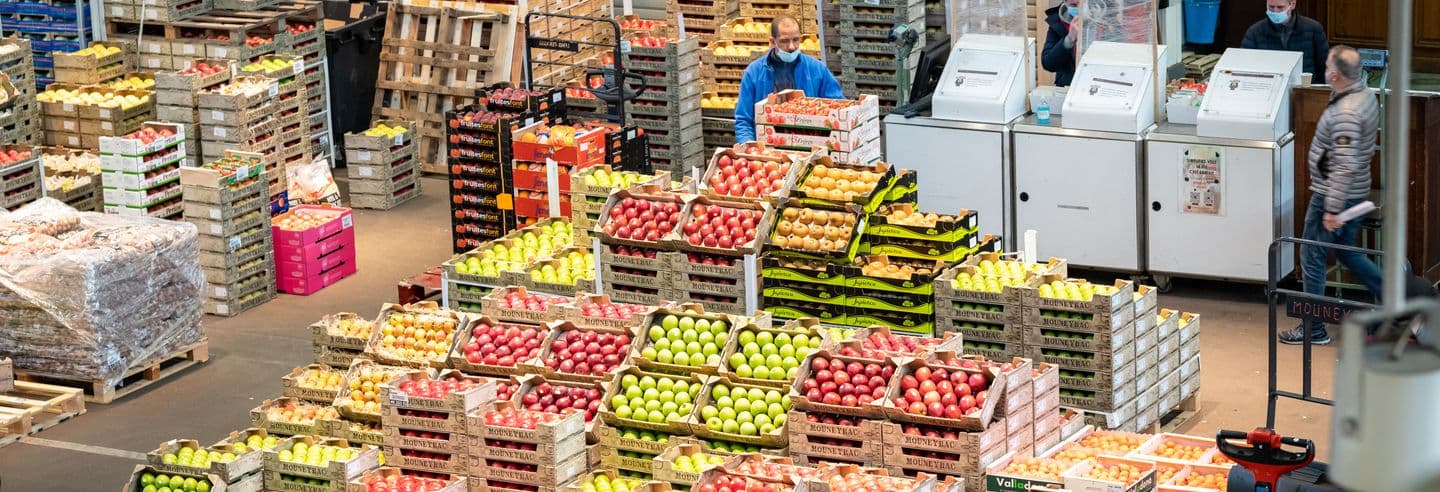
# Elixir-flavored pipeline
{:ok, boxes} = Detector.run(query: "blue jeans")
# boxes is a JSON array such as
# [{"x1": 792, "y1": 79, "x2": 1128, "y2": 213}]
[{"x1": 1301, "y1": 194, "x2": 1384, "y2": 334}]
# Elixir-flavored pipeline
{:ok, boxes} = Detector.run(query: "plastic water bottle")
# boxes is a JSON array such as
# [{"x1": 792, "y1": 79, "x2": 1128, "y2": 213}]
[{"x1": 1037, "y1": 97, "x2": 1052, "y2": 125}]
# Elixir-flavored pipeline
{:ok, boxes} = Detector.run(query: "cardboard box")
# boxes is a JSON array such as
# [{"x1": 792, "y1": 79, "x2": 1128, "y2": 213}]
[
  {"x1": 753, "y1": 89, "x2": 880, "y2": 131},
  {"x1": 271, "y1": 204, "x2": 354, "y2": 247},
  {"x1": 277, "y1": 258, "x2": 358, "y2": 295},
  {"x1": 1178, "y1": 312, "x2": 1201, "y2": 341},
  {"x1": 1061, "y1": 455, "x2": 1157, "y2": 492}
]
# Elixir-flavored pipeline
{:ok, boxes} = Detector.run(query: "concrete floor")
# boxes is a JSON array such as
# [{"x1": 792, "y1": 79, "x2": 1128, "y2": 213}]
[{"x1": 0, "y1": 177, "x2": 1342, "y2": 490}]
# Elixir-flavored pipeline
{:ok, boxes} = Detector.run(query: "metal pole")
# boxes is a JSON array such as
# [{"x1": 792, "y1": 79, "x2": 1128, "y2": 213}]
[{"x1": 1381, "y1": 0, "x2": 1411, "y2": 313}]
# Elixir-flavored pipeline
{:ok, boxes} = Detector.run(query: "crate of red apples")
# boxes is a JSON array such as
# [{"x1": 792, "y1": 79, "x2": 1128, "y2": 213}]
[{"x1": 700, "y1": 144, "x2": 805, "y2": 203}]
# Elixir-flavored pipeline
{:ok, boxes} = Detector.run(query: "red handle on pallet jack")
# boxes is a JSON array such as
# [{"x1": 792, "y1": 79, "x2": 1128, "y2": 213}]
[{"x1": 1216, "y1": 428, "x2": 1316, "y2": 488}]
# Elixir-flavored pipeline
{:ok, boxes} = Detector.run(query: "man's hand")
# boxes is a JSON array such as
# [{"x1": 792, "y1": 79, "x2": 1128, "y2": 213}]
[
  {"x1": 1066, "y1": 23, "x2": 1078, "y2": 45},
  {"x1": 1323, "y1": 213, "x2": 1344, "y2": 232}
]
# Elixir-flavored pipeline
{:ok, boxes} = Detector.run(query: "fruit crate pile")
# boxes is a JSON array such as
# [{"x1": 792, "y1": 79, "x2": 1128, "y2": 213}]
[
  {"x1": 932, "y1": 252, "x2": 1064, "y2": 358},
  {"x1": 509, "y1": 120, "x2": 606, "y2": 222},
  {"x1": 237, "y1": 55, "x2": 313, "y2": 177},
  {"x1": 105, "y1": 0, "x2": 212, "y2": 23},
  {"x1": 51, "y1": 42, "x2": 132, "y2": 86},
  {"x1": 666, "y1": 0, "x2": 728, "y2": 41},
  {"x1": 262, "y1": 435, "x2": 382, "y2": 491},
  {"x1": 154, "y1": 58, "x2": 234, "y2": 166},
  {"x1": 309, "y1": 313, "x2": 374, "y2": 369},
  {"x1": 985, "y1": 426, "x2": 1234, "y2": 491},
  {"x1": 831, "y1": 0, "x2": 924, "y2": 115},
  {"x1": 272, "y1": 205, "x2": 358, "y2": 296},
  {"x1": 38, "y1": 82, "x2": 155, "y2": 151},
  {"x1": 0, "y1": 145, "x2": 42, "y2": 211},
  {"x1": 753, "y1": 91, "x2": 882, "y2": 165},
  {"x1": 441, "y1": 220, "x2": 581, "y2": 309},
  {"x1": 178, "y1": 150, "x2": 276, "y2": 316},
  {"x1": 40, "y1": 148, "x2": 98, "y2": 210},
  {"x1": 670, "y1": 197, "x2": 773, "y2": 315},
  {"x1": 444, "y1": 89, "x2": 562, "y2": 254},
  {"x1": 0, "y1": 38, "x2": 41, "y2": 145},
  {"x1": 594, "y1": 186, "x2": 687, "y2": 305},
  {"x1": 143, "y1": 437, "x2": 265, "y2": 491},
  {"x1": 701, "y1": 94, "x2": 738, "y2": 150},
  {"x1": 861, "y1": 203, "x2": 980, "y2": 264},
  {"x1": 624, "y1": 36, "x2": 704, "y2": 177},
  {"x1": 195, "y1": 75, "x2": 288, "y2": 206},
  {"x1": 470, "y1": 401, "x2": 589, "y2": 489},
  {"x1": 569, "y1": 164, "x2": 670, "y2": 241},
  {"x1": 97, "y1": 123, "x2": 185, "y2": 219},
  {"x1": 702, "y1": 40, "x2": 764, "y2": 111},
  {"x1": 344, "y1": 120, "x2": 418, "y2": 210},
  {"x1": 378, "y1": 371, "x2": 493, "y2": 477}
]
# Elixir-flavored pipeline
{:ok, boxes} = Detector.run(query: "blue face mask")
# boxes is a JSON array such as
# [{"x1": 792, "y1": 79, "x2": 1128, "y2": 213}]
[
  {"x1": 1066, "y1": 5, "x2": 1079, "y2": 17},
  {"x1": 775, "y1": 48, "x2": 800, "y2": 63},
  {"x1": 1267, "y1": 10, "x2": 1289, "y2": 24}
]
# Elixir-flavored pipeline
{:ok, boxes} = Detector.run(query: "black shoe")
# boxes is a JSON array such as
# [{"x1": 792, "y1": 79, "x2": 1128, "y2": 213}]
[{"x1": 1278, "y1": 325, "x2": 1331, "y2": 345}]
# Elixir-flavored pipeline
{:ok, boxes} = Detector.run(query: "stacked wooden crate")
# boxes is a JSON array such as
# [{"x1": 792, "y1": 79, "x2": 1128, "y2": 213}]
[{"x1": 0, "y1": 37, "x2": 41, "y2": 145}]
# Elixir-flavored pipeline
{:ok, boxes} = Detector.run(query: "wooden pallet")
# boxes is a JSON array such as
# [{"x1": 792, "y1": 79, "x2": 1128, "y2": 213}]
[
  {"x1": 1151, "y1": 394, "x2": 1200, "y2": 434},
  {"x1": 373, "y1": 1, "x2": 518, "y2": 174},
  {"x1": 0, "y1": 381, "x2": 86, "y2": 448},
  {"x1": 15, "y1": 340, "x2": 210, "y2": 404}
]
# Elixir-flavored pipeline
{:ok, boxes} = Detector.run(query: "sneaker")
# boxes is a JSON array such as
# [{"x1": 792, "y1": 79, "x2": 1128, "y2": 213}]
[{"x1": 1278, "y1": 325, "x2": 1331, "y2": 345}]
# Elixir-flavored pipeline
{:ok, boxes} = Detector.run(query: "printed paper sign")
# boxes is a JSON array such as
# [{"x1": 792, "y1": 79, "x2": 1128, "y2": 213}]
[{"x1": 1180, "y1": 145, "x2": 1223, "y2": 215}]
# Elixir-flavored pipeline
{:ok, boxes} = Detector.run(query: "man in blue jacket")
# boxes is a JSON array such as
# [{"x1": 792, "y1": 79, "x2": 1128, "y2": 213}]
[{"x1": 734, "y1": 14, "x2": 844, "y2": 143}]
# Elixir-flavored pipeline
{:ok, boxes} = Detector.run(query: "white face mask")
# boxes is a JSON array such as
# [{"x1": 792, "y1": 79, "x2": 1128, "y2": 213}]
[{"x1": 775, "y1": 47, "x2": 800, "y2": 63}]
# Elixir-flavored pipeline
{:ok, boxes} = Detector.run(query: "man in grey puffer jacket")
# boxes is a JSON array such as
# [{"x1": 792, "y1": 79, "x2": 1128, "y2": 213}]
[{"x1": 1280, "y1": 45, "x2": 1384, "y2": 345}]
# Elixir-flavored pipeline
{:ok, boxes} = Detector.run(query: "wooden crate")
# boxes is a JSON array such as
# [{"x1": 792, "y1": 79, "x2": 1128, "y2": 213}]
[{"x1": 372, "y1": 2, "x2": 517, "y2": 174}]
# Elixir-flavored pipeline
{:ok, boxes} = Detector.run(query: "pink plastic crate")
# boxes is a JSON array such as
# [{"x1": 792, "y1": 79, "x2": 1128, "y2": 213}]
[
  {"x1": 275, "y1": 226, "x2": 355, "y2": 260},
  {"x1": 277, "y1": 260, "x2": 358, "y2": 295},
  {"x1": 272, "y1": 204, "x2": 355, "y2": 248},
  {"x1": 277, "y1": 248, "x2": 356, "y2": 278}
]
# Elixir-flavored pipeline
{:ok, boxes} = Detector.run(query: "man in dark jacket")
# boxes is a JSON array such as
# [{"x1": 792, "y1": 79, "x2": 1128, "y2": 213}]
[
  {"x1": 1242, "y1": 0, "x2": 1329, "y2": 76},
  {"x1": 1041, "y1": 0, "x2": 1080, "y2": 86}
]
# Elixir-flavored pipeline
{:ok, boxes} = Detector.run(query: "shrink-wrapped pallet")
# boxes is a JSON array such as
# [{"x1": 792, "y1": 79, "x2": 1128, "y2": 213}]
[{"x1": 0, "y1": 198, "x2": 205, "y2": 387}]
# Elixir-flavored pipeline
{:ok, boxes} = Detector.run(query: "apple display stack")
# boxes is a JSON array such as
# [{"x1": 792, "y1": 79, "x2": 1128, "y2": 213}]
[
  {"x1": 261, "y1": 435, "x2": 382, "y2": 491},
  {"x1": 595, "y1": 365, "x2": 706, "y2": 473},
  {"x1": 238, "y1": 56, "x2": 314, "y2": 182},
  {"x1": 179, "y1": 149, "x2": 276, "y2": 316},
  {"x1": 785, "y1": 336, "x2": 901, "y2": 467},
  {"x1": 0, "y1": 145, "x2": 42, "y2": 211},
  {"x1": 570, "y1": 165, "x2": 671, "y2": 245},
  {"x1": 0, "y1": 37, "x2": 41, "y2": 146},
  {"x1": 156, "y1": 58, "x2": 235, "y2": 166},
  {"x1": 378, "y1": 370, "x2": 498, "y2": 477},
  {"x1": 880, "y1": 354, "x2": 1010, "y2": 486},
  {"x1": 144, "y1": 438, "x2": 265, "y2": 491},
  {"x1": 595, "y1": 187, "x2": 686, "y2": 305},
  {"x1": 626, "y1": 36, "x2": 705, "y2": 177},
  {"x1": 196, "y1": 75, "x2": 285, "y2": 206},
  {"x1": 470, "y1": 400, "x2": 587, "y2": 490},
  {"x1": 276, "y1": 5, "x2": 330, "y2": 159},
  {"x1": 309, "y1": 313, "x2": 373, "y2": 370},
  {"x1": 271, "y1": 204, "x2": 357, "y2": 295},
  {"x1": 1017, "y1": 276, "x2": 1143, "y2": 432},
  {"x1": 672, "y1": 196, "x2": 773, "y2": 316},
  {"x1": 345, "y1": 120, "x2": 419, "y2": 210},
  {"x1": 52, "y1": 41, "x2": 133, "y2": 87},
  {"x1": 98, "y1": 122, "x2": 185, "y2": 220}
]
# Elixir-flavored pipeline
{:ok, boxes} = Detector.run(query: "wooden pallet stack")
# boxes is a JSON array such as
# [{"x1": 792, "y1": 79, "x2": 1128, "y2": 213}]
[
  {"x1": 180, "y1": 150, "x2": 276, "y2": 317},
  {"x1": 0, "y1": 378, "x2": 86, "y2": 449},
  {"x1": 0, "y1": 144, "x2": 42, "y2": 211},
  {"x1": 0, "y1": 37, "x2": 41, "y2": 146},
  {"x1": 372, "y1": 2, "x2": 516, "y2": 174}
]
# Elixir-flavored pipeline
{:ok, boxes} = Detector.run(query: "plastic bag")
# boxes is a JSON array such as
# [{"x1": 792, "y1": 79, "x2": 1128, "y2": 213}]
[{"x1": 286, "y1": 154, "x2": 342, "y2": 206}]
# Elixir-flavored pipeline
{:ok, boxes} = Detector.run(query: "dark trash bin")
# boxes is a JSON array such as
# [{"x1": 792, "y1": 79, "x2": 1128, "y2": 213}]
[{"x1": 324, "y1": 0, "x2": 387, "y2": 166}]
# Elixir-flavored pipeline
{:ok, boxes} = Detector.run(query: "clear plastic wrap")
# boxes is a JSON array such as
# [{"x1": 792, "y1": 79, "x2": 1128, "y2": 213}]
[
  {"x1": 1078, "y1": 0, "x2": 1157, "y2": 53},
  {"x1": 948, "y1": 0, "x2": 1030, "y2": 41},
  {"x1": 0, "y1": 198, "x2": 205, "y2": 387}
]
